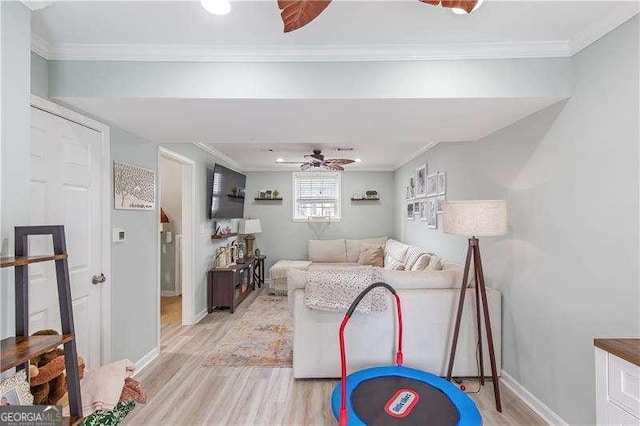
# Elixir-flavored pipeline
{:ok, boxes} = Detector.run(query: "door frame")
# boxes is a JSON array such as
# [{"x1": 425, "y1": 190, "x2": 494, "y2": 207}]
[
  {"x1": 157, "y1": 147, "x2": 196, "y2": 334},
  {"x1": 30, "y1": 94, "x2": 112, "y2": 365}
]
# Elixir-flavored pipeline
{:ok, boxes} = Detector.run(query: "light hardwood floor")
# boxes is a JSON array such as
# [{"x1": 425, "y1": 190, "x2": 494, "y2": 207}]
[
  {"x1": 125, "y1": 290, "x2": 546, "y2": 425},
  {"x1": 161, "y1": 296, "x2": 182, "y2": 326}
]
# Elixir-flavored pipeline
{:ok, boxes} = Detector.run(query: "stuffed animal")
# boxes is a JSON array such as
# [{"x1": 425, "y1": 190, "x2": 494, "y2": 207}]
[{"x1": 29, "y1": 329, "x2": 85, "y2": 406}]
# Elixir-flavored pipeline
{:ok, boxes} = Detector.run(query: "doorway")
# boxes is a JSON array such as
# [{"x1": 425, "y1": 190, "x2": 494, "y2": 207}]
[{"x1": 157, "y1": 147, "x2": 195, "y2": 338}]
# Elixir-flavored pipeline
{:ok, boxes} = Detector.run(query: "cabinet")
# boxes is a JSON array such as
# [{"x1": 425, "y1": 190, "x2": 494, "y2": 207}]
[
  {"x1": 207, "y1": 262, "x2": 254, "y2": 313},
  {"x1": 595, "y1": 339, "x2": 640, "y2": 425}
]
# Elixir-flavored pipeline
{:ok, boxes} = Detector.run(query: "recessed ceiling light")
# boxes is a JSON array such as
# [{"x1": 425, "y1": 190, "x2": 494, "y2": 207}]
[
  {"x1": 201, "y1": 0, "x2": 231, "y2": 16},
  {"x1": 354, "y1": 158, "x2": 362, "y2": 163},
  {"x1": 452, "y1": 0, "x2": 484, "y2": 15},
  {"x1": 276, "y1": 158, "x2": 284, "y2": 163}
]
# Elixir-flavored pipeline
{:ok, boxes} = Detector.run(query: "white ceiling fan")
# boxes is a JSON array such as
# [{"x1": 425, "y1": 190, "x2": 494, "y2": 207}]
[{"x1": 276, "y1": 149, "x2": 355, "y2": 171}]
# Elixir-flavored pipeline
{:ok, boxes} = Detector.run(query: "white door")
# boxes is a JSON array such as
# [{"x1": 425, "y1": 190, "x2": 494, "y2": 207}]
[{"x1": 29, "y1": 107, "x2": 103, "y2": 369}]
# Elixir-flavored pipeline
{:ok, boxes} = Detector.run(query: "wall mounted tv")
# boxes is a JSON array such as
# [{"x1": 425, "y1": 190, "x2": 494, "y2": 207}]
[{"x1": 208, "y1": 164, "x2": 246, "y2": 219}]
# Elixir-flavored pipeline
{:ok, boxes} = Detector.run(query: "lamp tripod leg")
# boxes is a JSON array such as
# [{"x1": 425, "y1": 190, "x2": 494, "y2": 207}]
[
  {"x1": 474, "y1": 256, "x2": 485, "y2": 386},
  {"x1": 473, "y1": 242, "x2": 502, "y2": 412},
  {"x1": 446, "y1": 240, "x2": 473, "y2": 381}
]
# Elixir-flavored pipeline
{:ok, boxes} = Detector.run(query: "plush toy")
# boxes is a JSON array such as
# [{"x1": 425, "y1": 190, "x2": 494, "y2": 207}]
[{"x1": 29, "y1": 329, "x2": 85, "y2": 406}]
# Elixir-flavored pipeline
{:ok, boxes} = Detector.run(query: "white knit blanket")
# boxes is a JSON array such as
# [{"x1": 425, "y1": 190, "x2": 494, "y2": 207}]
[{"x1": 304, "y1": 266, "x2": 387, "y2": 313}]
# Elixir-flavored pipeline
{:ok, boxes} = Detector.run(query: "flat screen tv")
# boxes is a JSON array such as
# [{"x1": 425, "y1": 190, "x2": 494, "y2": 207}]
[{"x1": 208, "y1": 164, "x2": 246, "y2": 219}]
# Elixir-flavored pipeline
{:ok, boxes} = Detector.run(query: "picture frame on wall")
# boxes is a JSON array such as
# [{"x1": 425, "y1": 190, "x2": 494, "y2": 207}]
[
  {"x1": 419, "y1": 201, "x2": 428, "y2": 221},
  {"x1": 414, "y1": 202, "x2": 420, "y2": 218},
  {"x1": 437, "y1": 171, "x2": 447, "y2": 195},
  {"x1": 415, "y1": 164, "x2": 427, "y2": 198},
  {"x1": 114, "y1": 161, "x2": 156, "y2": 210},
  {"x1": 409, "y1": 176, "x2": 415, "y2": 199},
  {"x1": 427, "y1": 199, "x2": 437, "y2": 229},
  {"x1": 426, "y1": 173, "x2": 438, "y2": 197},
  {"x1": 407, "y1": 203, "x2": 415, "y2": 220},
  {"x1": 436, "y1": 195, "x2": 446, "y2": 214}
]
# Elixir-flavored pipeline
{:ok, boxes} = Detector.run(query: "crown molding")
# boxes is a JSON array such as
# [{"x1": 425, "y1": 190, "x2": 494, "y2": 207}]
[
  {"x1": 193, "y1": 143, "x2": 244, "y2": 172},
  {"x1": 394, "y1": 141, "x2": 441, "y2": 170},
  {"x1": 31, "y1": 39, "x2": 572, "y2": 62},
  {"x1": 20, "y1": 1, "x2": 53, "y2": 11},
  {"x1": 31, "y1": 33, "x2": 52, "y2": 60},
  {"x1": 569, "y1": 2, "x2": 639, "y2": 54}
]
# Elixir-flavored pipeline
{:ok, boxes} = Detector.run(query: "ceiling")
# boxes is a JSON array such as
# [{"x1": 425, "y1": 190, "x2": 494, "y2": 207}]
[
  {"x1": 58, "y1": 97, "x2": 562, "y2": 170},
  {"x1": 32, "y1": 1, "x2": 639, "y2": 60},
  {"x1": 35, "y1": 1, "x2": 637, "y2": 171}
]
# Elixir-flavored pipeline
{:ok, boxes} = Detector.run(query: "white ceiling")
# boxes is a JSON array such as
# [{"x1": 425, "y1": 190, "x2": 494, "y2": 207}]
[
  {"x1": 32, "y1": 1, "x2": 639, "y2": 60},
  {"x1": 58, "y1": 97, "x2": 563, "y2": 170}
]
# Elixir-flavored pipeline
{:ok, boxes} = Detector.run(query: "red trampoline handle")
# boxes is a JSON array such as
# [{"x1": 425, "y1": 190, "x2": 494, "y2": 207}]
[{"x1": 339, "y1": 282, "x2": 403, "y2": 425}]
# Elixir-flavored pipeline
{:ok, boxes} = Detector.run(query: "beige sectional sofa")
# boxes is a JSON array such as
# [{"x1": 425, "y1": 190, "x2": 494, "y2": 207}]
[{"x1": 287, "y1": 237, "x2": 502, "y2": 379}]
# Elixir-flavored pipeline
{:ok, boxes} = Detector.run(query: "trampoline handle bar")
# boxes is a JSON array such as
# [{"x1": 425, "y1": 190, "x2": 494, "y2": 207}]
[{"x1": 339, "y1": 282, "x2": 404, "y2": 426}]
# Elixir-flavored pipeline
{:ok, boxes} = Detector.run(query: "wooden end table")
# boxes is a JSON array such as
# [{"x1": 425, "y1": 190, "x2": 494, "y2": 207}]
[
  {"x1": 253, "y1": 255, "x2": 266, "y2": 288},
  {"x1": 207, "y1": 262, "x2": 253, "y2": 313}
]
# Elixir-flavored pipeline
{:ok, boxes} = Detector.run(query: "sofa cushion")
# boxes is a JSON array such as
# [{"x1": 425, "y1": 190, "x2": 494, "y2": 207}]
[
  {"x1": 381, "y1": 269, "x2": 463, "y2": 289},
  {"x1": 308, "y1": 239, "x2": 347, "y2": 263},
  {"x1": 404, "y1": 246, "x2": 427, "y2": 270},
  {"x1": 410, "y1": 253, "x2": 432, "y2": 271},
  {"x1": 385, "y1": 258, "x2": 405, "y2": 270},
  {"x1": 384, "y1": 239, "x2": 411, "y2": 267},
  {"x1": 345, "y1": 237, "x2": 388, "y2": 263},
  {"x1": 357, "y1": 244, "x2": 384, "y2": 267},
  {"x1": 426, "y1": 255, "x2": 443, "y2": 271}
]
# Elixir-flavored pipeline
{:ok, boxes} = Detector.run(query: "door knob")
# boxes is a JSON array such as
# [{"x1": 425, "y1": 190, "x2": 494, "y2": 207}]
[{"x1": 92, "y1": 273, "x2": 106, "y2": 285}]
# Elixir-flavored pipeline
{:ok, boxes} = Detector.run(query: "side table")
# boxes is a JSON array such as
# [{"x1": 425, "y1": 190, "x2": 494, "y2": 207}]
[{"x1": 253, "y1": 255, "x2": 266, "y2": 288}]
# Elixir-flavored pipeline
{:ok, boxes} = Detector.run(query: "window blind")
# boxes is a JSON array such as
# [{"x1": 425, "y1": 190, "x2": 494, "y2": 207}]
[{"x1": 292, "y1": 172, "x2": 341, "y2": 220}]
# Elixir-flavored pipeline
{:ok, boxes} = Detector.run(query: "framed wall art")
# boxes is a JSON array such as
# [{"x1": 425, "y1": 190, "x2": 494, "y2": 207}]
[
  {"x1": 437, "y1": 171, "x2": 447, "y2": 195},
  {"x1": 415, "y1": 164, "x2": 427, "y2": 198},
  {"x1": 114, "y1": 161, "x2": 156, "y2": 210},
  {"x1": 426, "y1": 173, "x2": 438, "y2": 197}
]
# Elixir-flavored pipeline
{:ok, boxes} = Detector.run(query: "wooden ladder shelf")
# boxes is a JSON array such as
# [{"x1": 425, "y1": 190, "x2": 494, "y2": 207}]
[{"x1": 0, "y1": 226, "x2": 83, "y2": 423}]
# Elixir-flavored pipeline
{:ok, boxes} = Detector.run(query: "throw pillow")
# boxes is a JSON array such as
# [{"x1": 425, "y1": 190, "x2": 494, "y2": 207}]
[
  {"x1": 425, "y1": 255, "x2": 443, "y2": 271},
  {"x1": 410, "y1": 253, "x2": 432, "y2": 271},
  {"x1": 384, "y1": 258, "x2": 405, "y2": 271},
  {"x1": 404, "y1": 246, "x2": 427, "y2": 270},
  {"x1": 357, "y1": 245, "x2": 384, "y2": 267}
]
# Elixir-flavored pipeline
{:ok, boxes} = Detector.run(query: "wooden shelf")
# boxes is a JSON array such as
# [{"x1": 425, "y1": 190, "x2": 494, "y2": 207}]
[
  {"x1": 351, "y1": 198, "x2": 380, "y2": 201},
  {"x1": 0, "y1": 254, "x2": 68, "y2": 269},
  {"x1": 254, "y1": 198, "x2": 283, "y2": 201},
  {"x1": 1, "y1": 335, "x2": 74, "y2": 372},
  {"x1": 226, "y1": 194, "x2": 245, "y2": 199},
  {"x1": 211, "y1": 233, "x2": 237, "y2": 240}
]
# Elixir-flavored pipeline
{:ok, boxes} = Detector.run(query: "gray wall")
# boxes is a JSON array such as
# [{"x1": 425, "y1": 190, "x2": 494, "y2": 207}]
[
  {"x1": 48, "y1": 58, "x2": 572, "y2": 100},
  {"x1": 394, "y1": 16, "x2": 639, "y2": 424},
  {"x1": 244, "y1": 171, "x2": 395, "y2": 271},
  {"x1": 1, "y1": 2, "x2": 31, "y2": 339},
  {"x1": 30, "y1": 52, "x2": 49, "y2": 98}
]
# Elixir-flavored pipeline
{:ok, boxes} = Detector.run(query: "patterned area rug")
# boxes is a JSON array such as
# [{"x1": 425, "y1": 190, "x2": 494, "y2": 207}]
[{"x1": 203, "y1": 292, "x2": 293, "y2": 367}]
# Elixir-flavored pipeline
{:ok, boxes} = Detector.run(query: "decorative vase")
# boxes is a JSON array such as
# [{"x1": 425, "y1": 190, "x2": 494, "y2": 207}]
[{"x1": 255, "y1": 248, "x2": 261, "y2": 257}]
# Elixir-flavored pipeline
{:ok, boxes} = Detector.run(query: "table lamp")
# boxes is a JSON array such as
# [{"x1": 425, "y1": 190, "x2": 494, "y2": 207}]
[
  {"x1": 239, "y1": 219, "x2": 261, "y2": 258},
  {"x1": 442, "y1": 200, "x2": 507, "y2": 413}
]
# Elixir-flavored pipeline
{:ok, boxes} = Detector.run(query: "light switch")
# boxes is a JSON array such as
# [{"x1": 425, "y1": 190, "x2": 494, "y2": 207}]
[{"x1": 112, "y1": 228, "x2": 126, "y2": 243}]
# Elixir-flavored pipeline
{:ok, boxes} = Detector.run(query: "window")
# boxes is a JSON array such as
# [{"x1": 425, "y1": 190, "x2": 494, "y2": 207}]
[{"x1": 292, "y1": 172, "x2": 341, "y2": 222}]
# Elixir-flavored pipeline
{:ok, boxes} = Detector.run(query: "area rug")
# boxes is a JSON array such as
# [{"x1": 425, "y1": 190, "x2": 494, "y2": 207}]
[{"x1": 203, "y1": 292, "x2": 292, "y2": 367}]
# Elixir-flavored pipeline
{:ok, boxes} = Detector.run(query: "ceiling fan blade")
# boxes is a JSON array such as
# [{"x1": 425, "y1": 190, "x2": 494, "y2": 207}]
[
  {"x1": 300, "y1": 163, "x2": 313, "y2": 171},
  {"x1": 325, "y1": 164, "x2": 344, "y2": 171},
  {"x1": 278, "y1": 0, "x2": 332, "y2": 33},
  {"x1": 324, "y1": 159, "x2": 355, "y2": 165},
  {"x1": 420, "y1": 0, "x2": 477, "y2": 13},
  {"x1": 304, "y1": 155, "x2": 324, "y2": 163}
]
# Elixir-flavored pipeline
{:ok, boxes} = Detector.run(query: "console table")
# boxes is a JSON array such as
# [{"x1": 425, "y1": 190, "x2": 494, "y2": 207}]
[{"x1": 207, "y1": 262, "x2": 254, "y2": 314}]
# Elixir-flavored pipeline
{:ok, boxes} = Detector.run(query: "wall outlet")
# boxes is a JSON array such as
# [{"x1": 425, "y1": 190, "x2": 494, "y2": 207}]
[{"x1": 112, "y1": 228, "x2": 126, "y2": 243}]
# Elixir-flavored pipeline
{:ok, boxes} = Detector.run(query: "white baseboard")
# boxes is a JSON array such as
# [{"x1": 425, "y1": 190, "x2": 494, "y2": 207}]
[
  {"x1": 132, "y1": 347, "x2": 160, "y2": 377},
  {"x1": 161, "y1": 290, "x2": 176, "y2": 297},
  {"x1": 501, "y1": 370, "x2": 568, "y2": 425},
  {"x1": 193, "y1": 308, "x2": 207, "y2": 324}
]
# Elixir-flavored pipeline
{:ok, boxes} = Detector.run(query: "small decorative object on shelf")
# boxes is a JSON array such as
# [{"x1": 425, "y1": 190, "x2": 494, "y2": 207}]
[
  {"x1": 254, "y1": 248, "x2": 261, "y2": 257},
  {"x1": 273, "y1": 190, "x2": 279, "y2": 198},
  {"x1": 366, "y1": 190, "x2": 378, "y2": 199},
  {"x1": 255, "y1": 189, "x2": 282, "y2": 201},
  {"x1": 352, "y1": 192, "x2": 363, "y2": 200}
]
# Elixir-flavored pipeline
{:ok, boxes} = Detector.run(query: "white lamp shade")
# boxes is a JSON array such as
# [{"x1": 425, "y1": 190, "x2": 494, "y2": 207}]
[
  {"x1": 443, "y1": 200, "x2": 507, "y2": 237},
  {"x1": 239, "y1": 219, "x2": 261, "y2": 235}
]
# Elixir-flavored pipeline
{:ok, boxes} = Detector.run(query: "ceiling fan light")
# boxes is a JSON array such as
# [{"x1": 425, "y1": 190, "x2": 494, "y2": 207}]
[
  {"x1": 452, "y1": 0, "x2": 484, "y2": 15},
  {"x1": 201, "y1": 0, "x2": 231, "y2": 16},
  {"x1": 276, "y1": 158, "x2": 284, "y2": 163},
  {"x1": 354, "y1": 158, "x2": 362, "y2": 163}
]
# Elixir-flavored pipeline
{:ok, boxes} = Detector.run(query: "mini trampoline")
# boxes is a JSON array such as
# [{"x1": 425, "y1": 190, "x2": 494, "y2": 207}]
[{"x1": 331, "y1": 283, "x2": 482, "y2": 426}]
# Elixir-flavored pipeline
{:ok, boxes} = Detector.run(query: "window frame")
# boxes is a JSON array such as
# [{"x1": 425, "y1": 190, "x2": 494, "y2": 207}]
[{"x1": 291, "y1": 171, "x2": 342, "y2": 222}]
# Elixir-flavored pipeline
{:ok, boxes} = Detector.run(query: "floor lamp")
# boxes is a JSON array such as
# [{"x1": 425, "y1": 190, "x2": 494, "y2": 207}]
[{"x1": 442, "y1": 200, "x2": 507, "y2": 413}]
